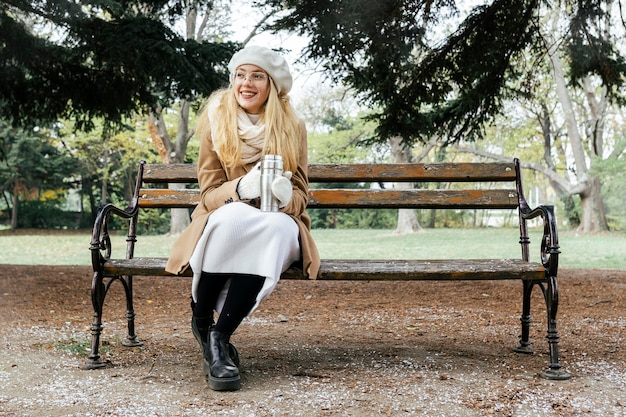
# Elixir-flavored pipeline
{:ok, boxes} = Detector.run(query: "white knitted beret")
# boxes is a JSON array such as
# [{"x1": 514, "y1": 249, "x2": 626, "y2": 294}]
[{"x1": 228, "y1": 46, "x2": 293, "y2": 94}]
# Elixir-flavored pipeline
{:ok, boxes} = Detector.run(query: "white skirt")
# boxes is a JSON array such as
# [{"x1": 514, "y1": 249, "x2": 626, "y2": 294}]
[{"x1": 189, "y1": 202, "x2": 300, "y2": 313}]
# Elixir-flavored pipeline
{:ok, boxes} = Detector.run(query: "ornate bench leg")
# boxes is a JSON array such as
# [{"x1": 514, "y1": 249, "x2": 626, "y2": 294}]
[
  {"x1": 514, "y1": 280, "x2": 534, "y2": 354},
  {"x1": 540, "y1": 275, "x2": 571, "y2": 380},
  {"x1": 121, "y1": 275, "x2": 143, "y2": 348},
  {"x1": 86, "y1": 272, "x2": 143, "y2": 369},
  {"x1": 86, "y1": 271, "x2": 107, "y2": 369}
]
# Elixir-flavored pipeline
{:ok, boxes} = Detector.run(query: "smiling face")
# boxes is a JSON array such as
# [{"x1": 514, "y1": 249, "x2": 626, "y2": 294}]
[{"x1": 233, "y1": 64, "x2": 271, "y2": 114}]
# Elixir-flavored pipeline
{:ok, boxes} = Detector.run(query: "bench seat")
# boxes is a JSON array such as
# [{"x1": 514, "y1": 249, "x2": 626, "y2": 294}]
[{"x1": 104, "y1": 257, "x2": 546, "y2": 281}]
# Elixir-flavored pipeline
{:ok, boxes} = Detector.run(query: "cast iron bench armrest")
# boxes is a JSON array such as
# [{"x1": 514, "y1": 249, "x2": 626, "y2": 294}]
[
  {"x1": 90, "y1": 202, "x2": 139, "y2": 271},
  {"x1": 90, "y1": 163, "x2": 145, "y2": 273},
  {"x1": 519, "y1": 204, "x2": 559, "y2": 277}
]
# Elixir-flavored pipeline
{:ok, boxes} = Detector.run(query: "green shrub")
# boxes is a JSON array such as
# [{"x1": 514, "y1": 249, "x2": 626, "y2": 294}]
[{"x1": 17, "y1": 200, "x2": 90, "y2": 229}]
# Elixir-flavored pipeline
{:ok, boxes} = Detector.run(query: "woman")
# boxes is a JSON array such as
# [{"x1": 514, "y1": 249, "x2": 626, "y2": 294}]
[{"x1": 165, "y1": 45, "x2": 320, "y2": 391}]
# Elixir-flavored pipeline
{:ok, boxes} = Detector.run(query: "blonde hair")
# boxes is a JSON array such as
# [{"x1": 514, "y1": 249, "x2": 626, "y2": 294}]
[{"x1": 196, "y1": 81, "x2": 301, "y2": 173}]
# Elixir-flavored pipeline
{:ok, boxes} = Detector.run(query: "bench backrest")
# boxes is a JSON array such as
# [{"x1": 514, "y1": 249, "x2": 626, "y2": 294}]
[{"x1": 136, "y1": 161, "x2": 523, "y2": 211}]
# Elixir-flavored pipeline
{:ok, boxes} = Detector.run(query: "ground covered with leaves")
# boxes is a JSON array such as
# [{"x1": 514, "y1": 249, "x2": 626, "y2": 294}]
[{"x1": 0, "y1": 265, "x2": 624, "y2": 416}]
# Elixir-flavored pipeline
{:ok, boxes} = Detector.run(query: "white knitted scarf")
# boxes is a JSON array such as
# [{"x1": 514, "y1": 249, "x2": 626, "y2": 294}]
[
  {"x1": 208, "y1": 98, "x2": 265, "y2": 164},
  {"x1": 236, "y1": 110, "x2": 265, "y2": 164}
]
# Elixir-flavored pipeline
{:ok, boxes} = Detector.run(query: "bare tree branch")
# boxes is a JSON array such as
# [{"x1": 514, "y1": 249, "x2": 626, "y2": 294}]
[
  {"x1": 414, "y1": 137, "x2": 439, "y2": 163},
  {"x1": 455, "y1": 146, "x2": 587, "y2": 194},
  {"x1": 609, "y1": 136, "x2": 626, "y2": 159},
  {"x1": 242, "y1": 11, "x2": 277, "y2": 46}
]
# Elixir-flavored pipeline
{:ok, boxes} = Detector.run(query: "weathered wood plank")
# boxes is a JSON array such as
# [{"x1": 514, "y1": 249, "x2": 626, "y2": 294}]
[
  {"x1": 308, "y1": 189, "x2": 519, "y2": 209},
  {"x1": 104, "y1": 258, "x2": 184, "y2": 276},
  {"x1": 309, "y1": 259, "x2": 545, "y2": 281},
  {"x1": 143, "y1": 164, "x2": 197, "y2": 183},
  {"x1": 138, "y1": 188, "x2": 519, "y2": 209},
  {"x1": 103, "y1": 258, "x2": 545, "y2": 281},
  {"x1": 307, "y1": 163, "x2": 517, "y2": 182},
  {"x1": 142, "y1": 163, "x2": 517, "y2": 184},
  {"x1": 138, "y1": 188, "x2": 200, "y2": 208}
]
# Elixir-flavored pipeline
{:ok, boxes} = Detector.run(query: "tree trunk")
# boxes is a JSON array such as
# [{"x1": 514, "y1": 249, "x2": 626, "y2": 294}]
[
  {"x1": 547, "y1": 36, "x2": 609, "y2": 232},
  {"x1": 100, "y1": 177, "x2": 108, "y2": 205},
  {"x1": 145, "y1": 0, "x2": 208, "y2": 236},
  {"x1": 148, "y1": 102, "x2": 193, "y2": 236},
  {"x1": 578, "y1": 176, "x2": 608, "y2": 232},
  {"x1": 83, "y1": 176, "x2": 97, "y2": 224},
  {"x1": 389, "y1": 136, "x2": 421, "y2": 234},
  {"x1": 169, "y1": 100, "x2": 192, "y2": 235},
  {"x1": 169, "y1": 183, "x2": 190, "y2": 235},
  {"x1": 10, "y1": 185, "x2": 18, "y2": 230}
]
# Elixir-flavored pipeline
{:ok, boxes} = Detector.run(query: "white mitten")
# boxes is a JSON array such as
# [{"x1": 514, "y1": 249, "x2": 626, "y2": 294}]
[
  {"x1": 272, "y1": 171, "x2": 293, "y2": 208},
  {"x1": 237, "y1": 163, "x2": 262, "y2": 199}
]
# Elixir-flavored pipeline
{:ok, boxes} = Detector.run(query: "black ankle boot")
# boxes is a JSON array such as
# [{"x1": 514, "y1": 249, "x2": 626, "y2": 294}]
[
  {"x1": 192, "y1": 316, "x2": 240, "y2": 366},
  {"x1": 191, "y1": 315, "x2": 213, "y2": 350},
  {"x1": 203, "y1": 329, "x2": 241, "y2": 391}
]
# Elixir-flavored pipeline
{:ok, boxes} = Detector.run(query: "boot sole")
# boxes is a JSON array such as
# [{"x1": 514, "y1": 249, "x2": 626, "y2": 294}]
[
  {"x1": 208, "y1": 374, "x2": 241, "y2": 391},
  {"x1": 202, "y1": 359, "x2": 241, "y2": 391}
]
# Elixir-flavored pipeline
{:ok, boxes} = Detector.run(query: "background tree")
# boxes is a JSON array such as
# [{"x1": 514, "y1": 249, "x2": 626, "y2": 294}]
[
  {"x1": 266, "y1": 0, "x2": 546, "y2": 142},
  {"x1": 145, "y1": 0, "x2": 237, "y2": 234},
  {"x1": 1, "y1": 0, "x2": 241, "y2": 233},
  {"x1": 457, "y1": 2, "x2": 626, "y2": 232},
  {"x1": 60, "y1": 117, "x2": 164, "y2": 224},
  {"x1": 0, "y1": 122, "x2": 79, "y2": 229},
  {"x1": 0, "y1": 0, "x2": 236, "y2": 130},
  {"x1": 264, "y1": 0, "x2": 626, "y2": 232},
  {"x1": 301, "y1": 86, "x2": 399, "y2": 229}
]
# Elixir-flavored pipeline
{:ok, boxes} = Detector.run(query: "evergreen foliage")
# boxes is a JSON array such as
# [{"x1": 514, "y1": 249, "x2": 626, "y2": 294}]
[
  {"x1": 0, "y1": 0, "x2": 237, "y2": 129},
  {"x1": 265, "y1": 0, "x2": 626, "y2": 144}
]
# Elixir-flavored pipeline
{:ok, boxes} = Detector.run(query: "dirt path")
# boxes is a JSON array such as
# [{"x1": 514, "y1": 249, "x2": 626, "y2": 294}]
[{"x1": 0, "y1": 265, "x2": 624, "y2": 416}]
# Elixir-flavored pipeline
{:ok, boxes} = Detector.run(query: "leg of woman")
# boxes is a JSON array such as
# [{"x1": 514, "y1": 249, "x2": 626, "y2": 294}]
[
  {"x1": 214, "y1": 274, "x2": 265, "y2": 335},
  {"x1": 191, "y1": 272, "x2": 230, "y2": 351},
  {"x1": 205, "y1": 274, "x2": 265, "y2": 391},
  {"x1": 193, "y1": 272, "x2": 230, "y2": 318}
]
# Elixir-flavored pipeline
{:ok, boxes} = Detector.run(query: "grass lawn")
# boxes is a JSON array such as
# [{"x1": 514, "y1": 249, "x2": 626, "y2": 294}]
[{"x1": 0, "y1": 228, "x2": 624, "y2": 270}]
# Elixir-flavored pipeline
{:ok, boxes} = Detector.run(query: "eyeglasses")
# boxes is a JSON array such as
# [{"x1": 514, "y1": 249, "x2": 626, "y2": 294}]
[{"x1": 234, "y1": 71, "x2": 268, "y2": 83}]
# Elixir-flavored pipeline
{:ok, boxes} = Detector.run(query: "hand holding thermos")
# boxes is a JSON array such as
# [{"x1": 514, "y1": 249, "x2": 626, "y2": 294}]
[
  {"x1": 237, "y1": 155, "x2": 292, "y2": 211},
  {"x1": 261, "y1": 155, "x2": 292, "y2": 211},
  {"x1": 271, "y1": 169, "x2": 293, "y2": 209}
]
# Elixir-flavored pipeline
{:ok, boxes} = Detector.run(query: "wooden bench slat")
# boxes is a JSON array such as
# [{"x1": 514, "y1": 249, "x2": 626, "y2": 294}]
[
  {"x1": 138, "y1": 188, "x2": 200, "y2": 208},
  {"x1": 138, "y1": 188, "x2": 519, "y2": 209},
  {"x1": 308, "y1": 189, "x2": 519, "y2": 209},
  {"x1": 104, "y1": 258, "x2": 184, "y2": 276},
  {"x1": 307, "y1": 163, "x2": 517, "y2": 182},
  {"x1": 104, "y1": 258, "x2": 545, "y2": 281},
  {"x1": 142, "y1": 164, "x2": 197, "y2": 183},
  {"x1": 141, "y1": 163, "x2": 517, "y2": 183},
  {"x1": 313, "y1": 259, "x2": 545, "y2": 281}
]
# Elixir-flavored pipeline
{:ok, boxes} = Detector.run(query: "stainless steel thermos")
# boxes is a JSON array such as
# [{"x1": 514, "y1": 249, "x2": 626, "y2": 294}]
[{"x1": 260, "y1": 154, "x2": 284, "y2": 212}]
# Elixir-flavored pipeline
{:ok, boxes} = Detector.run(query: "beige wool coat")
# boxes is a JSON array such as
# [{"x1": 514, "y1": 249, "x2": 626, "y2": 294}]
[{"x1": 165, "y1": 120, "x2": 320, "y2": 280}]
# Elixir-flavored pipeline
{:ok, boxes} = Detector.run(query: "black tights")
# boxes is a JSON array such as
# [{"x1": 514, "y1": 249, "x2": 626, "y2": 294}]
[{"x1": 193, "y1": 272, "x2": 265, "y2": 336}]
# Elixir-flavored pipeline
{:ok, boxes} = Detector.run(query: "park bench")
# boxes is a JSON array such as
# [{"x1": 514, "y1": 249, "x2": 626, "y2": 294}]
[{"x1": 88, "y1": 158, "x2": 570, "y2": 380}]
